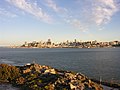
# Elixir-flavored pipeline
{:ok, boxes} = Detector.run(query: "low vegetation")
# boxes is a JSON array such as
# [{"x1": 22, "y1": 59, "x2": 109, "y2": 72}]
[{"x1": 0, "y1": 64, "x2": 20, "y2": 82}]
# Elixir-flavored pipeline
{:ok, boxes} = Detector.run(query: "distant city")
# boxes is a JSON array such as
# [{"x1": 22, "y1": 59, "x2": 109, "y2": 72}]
[{"x1": 15, "y1": 39, "x2": 120, "y2": 48}]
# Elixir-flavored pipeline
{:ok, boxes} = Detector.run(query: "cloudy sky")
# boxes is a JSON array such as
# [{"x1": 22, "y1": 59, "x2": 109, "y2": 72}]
[{"x1": 0, "y1": 0, "x2": 120, "y2": 45}]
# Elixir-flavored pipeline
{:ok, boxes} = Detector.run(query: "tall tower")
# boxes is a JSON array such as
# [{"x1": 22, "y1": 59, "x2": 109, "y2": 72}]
[
  {"x1": 74, "y1": 39, "x2": 77, "y2": 43},
  {"x1": 47, "y1": 39, "x2": 51, "y2": 45}
]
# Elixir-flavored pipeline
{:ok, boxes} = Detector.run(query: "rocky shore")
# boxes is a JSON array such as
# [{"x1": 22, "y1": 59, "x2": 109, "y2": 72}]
[{"x1": 0, "y1": 63, "x2": 105, "y2": 90}]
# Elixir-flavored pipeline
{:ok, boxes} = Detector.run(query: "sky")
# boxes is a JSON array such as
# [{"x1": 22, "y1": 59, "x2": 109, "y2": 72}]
[{"x1": 0, "y1": 0, "x2": 120, "y2": 45}]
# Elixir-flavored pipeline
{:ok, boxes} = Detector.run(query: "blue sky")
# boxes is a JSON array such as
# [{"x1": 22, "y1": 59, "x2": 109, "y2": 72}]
[{"x1": 0, "y1": 0, "x2": 120, "y2": 45}]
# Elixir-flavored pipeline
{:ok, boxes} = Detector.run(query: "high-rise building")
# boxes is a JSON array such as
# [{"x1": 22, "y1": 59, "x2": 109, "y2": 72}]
[{"x1": 47, "y1": 39, "x2": 51, "y2": 45}]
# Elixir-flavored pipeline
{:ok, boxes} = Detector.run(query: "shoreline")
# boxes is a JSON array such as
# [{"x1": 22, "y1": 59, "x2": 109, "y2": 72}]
[
  {"x1": 0, "y1": 63, "x2": 102, "y2": 90},
  {"x1": 0, "y1": 63, "x2": 120, "y2": 90},
  {"x1": 91, "y1": 79, "x2": 120, "y2": 89}
]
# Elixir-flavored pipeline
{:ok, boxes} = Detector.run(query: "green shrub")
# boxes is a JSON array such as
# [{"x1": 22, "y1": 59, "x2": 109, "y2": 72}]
[{"x1": 0, "y1": 64, "x2": 20, "y2": 81}]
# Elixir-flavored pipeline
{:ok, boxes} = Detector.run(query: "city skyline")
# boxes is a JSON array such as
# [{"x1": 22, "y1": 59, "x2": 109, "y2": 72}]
[
  {"x1": 0, "y1": 0, "x2": 120, "y2": 46},
  {"x1": 19, "y1": 39, "x2": 120, "y2": 48}
]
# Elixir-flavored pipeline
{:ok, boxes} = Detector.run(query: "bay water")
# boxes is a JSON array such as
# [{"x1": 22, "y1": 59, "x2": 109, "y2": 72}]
[{"x1": 0, "y1": 47, "x2": 120, "y2": 83}]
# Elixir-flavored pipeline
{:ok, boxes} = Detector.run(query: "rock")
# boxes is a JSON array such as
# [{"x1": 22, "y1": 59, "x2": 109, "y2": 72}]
[
  {"x1": 23, "y1": 68, "x2": 31, "y2": 74},
  {"x1": 70, "y1": 83, "x2": 77, "y2": 89},
  {"x1": 44, "y1": 69, "x2": 57, "y2": 74},
  {"x1": 0, "y1": 63, "x2": 104, "y2": 90}
]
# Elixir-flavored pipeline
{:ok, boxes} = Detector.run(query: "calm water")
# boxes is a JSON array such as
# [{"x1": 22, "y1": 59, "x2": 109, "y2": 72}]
[{"x1": 0, "y1": 47, "x2": 120, "y2": 83}]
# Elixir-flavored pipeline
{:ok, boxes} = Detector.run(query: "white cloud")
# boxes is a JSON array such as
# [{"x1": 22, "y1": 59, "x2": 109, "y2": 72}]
[
  {"x1": 65, "y1": 18, "x2": 88, "y2": 32},
  {"x1": 0, "y1": 8, "x2": 17, "y2": 18},
  {"x1": 92, "y1": 0, "x2": 118, "y2": 25},
  {"x1": 6, "y1": 0, "x2": 52, "y2": 23},
  {"x1": 45, "y1": 0, "x2": 67, "y2": 13}
]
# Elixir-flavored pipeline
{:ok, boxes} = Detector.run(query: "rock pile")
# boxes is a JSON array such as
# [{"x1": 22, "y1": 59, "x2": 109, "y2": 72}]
[{"x1": 16, "y1": 63, "x2": 103, "y2": 90}]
